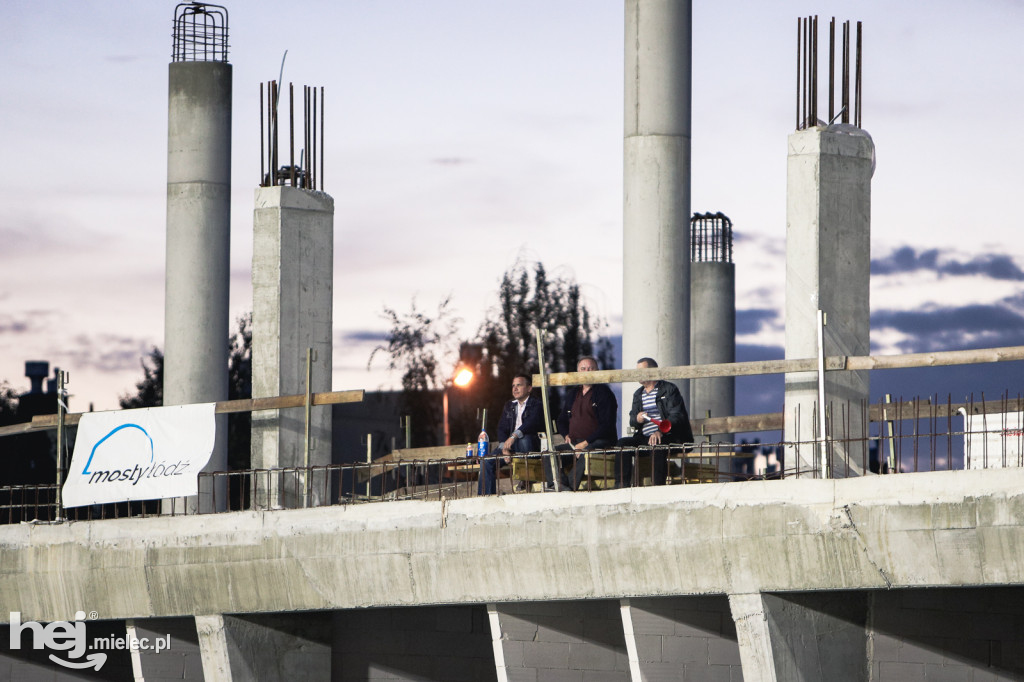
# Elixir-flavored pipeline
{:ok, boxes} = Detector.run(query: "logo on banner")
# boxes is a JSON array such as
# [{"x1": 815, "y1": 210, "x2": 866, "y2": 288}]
[{"x1": 63, "y1": 404, "x2": 217, "y2": 507}]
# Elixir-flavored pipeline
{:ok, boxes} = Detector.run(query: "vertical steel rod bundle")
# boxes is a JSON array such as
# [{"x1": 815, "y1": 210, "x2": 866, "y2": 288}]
[
  {"x1": 259, "y1": 81, "x2": 326, "y2": 189},
  {"x1": 795, "y1": 16, "x2": 863, "y2": 130}
]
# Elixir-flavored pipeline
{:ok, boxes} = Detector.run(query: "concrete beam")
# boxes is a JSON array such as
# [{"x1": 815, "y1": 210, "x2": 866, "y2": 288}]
[{"x1": 4, "y1": 469, "x2": 1024, "y2": 624}]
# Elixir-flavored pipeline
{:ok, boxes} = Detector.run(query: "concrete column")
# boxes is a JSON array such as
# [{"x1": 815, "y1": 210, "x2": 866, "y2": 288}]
[
  {"x1": 729, "y1": 592, "x2": 870, "y2": 681},
  {"x1": 622, "y1": 0, "x2": 692, "y2": 419},
  {"x1": 164, "y1": 61, "x2": 232, "y2": 513},
  {"x1": 728, "y1": 593, "x2": 779, "y2": 682},
  {"x1": 251, "y1": 186, "x2": 334, "y2": 509},
  {"x1": 690, "y1": 261, "x2": 735, "y2": 444},
  {"x1": 490, "y1": 600, "x2": 630, "y2": 680},
  {"x1": 784, "y1": 126, "x2": 873, "y2": 477},
  {"x1": 196, "y1": 613, "x2": 331, "y2": 681}
]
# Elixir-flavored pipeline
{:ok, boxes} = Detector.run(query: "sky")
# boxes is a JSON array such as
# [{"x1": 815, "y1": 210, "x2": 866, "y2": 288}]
[{"x1": 2, "y1": 0, "x2": 1024, "y2": 413}]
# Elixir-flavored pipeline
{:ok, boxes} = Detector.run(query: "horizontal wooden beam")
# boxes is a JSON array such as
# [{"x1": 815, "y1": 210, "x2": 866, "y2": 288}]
[
  {"x1": 0, "y1": 389, "x2": 364, "y2": 438},
  {"x1": 536, "y1": 345, "x2": 1024, "y2": 387}
]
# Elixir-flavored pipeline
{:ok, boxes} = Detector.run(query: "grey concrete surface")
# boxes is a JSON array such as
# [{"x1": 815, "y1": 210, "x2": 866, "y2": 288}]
[
  {"x1": 492, "y1": 600, "x2": 629, "y2": 681},
  {"x1": 622, "y1": 0, "x2": 693, "y2": 423},
  {"x1": 332, "y1": 605, "x2": 494, "y2": 681},
  {"x1": 690, "y1": 262, "x2": 736, "y2": 445},
  {"x1": 164, "y1": 61, "x2": 233, "y2": 513},
  {"x1": 251, "y1": 186, "x2": 335, "y2": 508},
  {"x1": 784, "y1": 126, "x2": 874, "y2": 477},
  {"x1": 4, "y1": 468, "x2": 1024, "y2": 624}
]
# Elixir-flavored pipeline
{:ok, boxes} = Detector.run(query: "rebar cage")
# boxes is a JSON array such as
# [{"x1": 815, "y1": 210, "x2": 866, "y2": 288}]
[
  {"x1": 172, "y1": 2, "x2": 229, "y2": 63},
  {"x1": 690, "y1": 212, "x2": 733, "y2": 264}
]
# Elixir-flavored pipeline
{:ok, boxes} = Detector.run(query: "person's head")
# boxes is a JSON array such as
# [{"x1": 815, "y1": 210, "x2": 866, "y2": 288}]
[
  {"x1": 577, "y1": 356, "x2": 599, "y2": 372},
  {"x1": 511, "y1": 374, "x2": 532, "y2": 401},
  {"x1": 637, "y1": 357, "x2": 658, "y2": 389}
]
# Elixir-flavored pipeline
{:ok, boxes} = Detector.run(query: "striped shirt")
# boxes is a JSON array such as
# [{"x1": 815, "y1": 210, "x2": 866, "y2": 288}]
[{"x1": 641, "y1": 389, "x2": 661, "y2": 436}]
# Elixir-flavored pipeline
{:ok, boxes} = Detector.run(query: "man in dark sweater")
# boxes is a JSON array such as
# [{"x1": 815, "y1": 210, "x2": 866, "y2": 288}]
[
  {"x1": 479, "y1": 374, "x2": 543, "y2": 495},
  {"x1": 544, "y1": 356, "x2": 618, "y2": 491},
  {"x1": 616, "y1": 357, "x2": 694, "y2": 487}
]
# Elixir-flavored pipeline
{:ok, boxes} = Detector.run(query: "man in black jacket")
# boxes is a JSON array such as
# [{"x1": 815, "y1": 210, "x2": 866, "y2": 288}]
[
  {"x1": 616, "y1": 357, "x2": 693, "y2": 487},
  {"x1": 479, "y1": 373, "x2": 544, "y2": 495},
  {"x1": 544, "y1": 356, "x2": 618, "y2": 491}
]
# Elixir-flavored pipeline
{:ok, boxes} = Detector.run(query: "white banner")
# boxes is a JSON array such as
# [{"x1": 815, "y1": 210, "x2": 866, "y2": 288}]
[
  {"x1": 62, "y1": 403, "x2": 217, "y2": 507},
  {"x1": 960, "y1": 408, "x2": 1024, "y2": 470}
]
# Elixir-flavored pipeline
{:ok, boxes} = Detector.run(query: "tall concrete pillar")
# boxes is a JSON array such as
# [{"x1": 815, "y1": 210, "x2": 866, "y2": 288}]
[
  {"x1": 622, "y1": 0, "x2": 692, "y2": 411},
  {"x1": 784, "y1": 126, "x2": 873, "y2": 477},
  {"x1": 690, "y1": 213, "x2": 735, "y2": 448},
  {"x1": 165, "y1": 59, "x2": 232, "y2": 513},
  {"x1": 251, "y1": 186, "x2": 334, "y2": 509}
]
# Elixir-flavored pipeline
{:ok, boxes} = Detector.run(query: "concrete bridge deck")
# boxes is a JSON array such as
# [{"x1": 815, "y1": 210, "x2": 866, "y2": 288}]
[{"x1": 3, "y1": 468, "x2": 1024, "y2": 680}]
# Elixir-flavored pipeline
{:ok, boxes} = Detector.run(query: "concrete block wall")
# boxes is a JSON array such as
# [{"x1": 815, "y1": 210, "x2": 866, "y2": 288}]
[
  {"x1": 332, "y1": 605, "x2": 495, "y2": 681},
  {"x1": 494, "y1": 600, "x2": 630, "y2": 682},
  {"x1": 629, "y1": 596, "x2": 742, "y2": 681},
  {"x1": 869, "y1": 588, "x2": 1024, "y2": 681},
  {"x1": 133, "y1": 616, "x2": 203, "y2": 680}
]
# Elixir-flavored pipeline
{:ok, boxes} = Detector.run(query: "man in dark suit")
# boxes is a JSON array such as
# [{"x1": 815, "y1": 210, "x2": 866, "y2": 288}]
[
  {"x1": 479, "y1": 373, "x2": 543, "y2": 495},
  {"x1": 616, "y1": 357, "x2": 694, "y2": 487},
  {"x1": 544, "y1": 356, "x2": 618, "y2": 491}
]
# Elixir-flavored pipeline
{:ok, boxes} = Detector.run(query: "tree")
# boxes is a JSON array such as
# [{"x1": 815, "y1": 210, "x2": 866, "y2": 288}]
[
  {"x1": 226, "y1": 313, "x2": 252, "y2": 470},
  {"x1": 118, "y1": 313, "x2": 252, "y2": 469},
  {"x1": 0, "y1": 381, "x2": 19, "y2": 427},
  {"x1": 473, "y1": 260, "x2": 614, "y2": 438},
  {"x1": 370, "y1": 261, "x2": 613, "y2": 446},
  {"x1": 368, "y1": 298, "x2": 461, "y2": 447},
  {"x1": 120, "y1": 348, "x2": 163, "y2": 409}
]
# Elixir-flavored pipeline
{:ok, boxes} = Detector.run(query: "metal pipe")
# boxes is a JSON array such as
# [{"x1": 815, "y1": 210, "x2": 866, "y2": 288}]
[
  {"x1": 55, "y1": 369, "x2": 66, "y2": 521},
  {"x1": 535, "y1": 329, "x2": 559, "y2": 492},
  {"x1": 289, "y1": 82, "x2": 295, "y2": 186},
  {"x1": 259, "y1": 82, "x2": 264, "y2": 186},
  {"x1": 812, "y1": 15, "x2": 818, "y2": 124},
  {"x1": 303, "y1": 347, "x2": 313, "y2": 507},
  {"x1": 816, "y1": 310, "x2": 829, "y2": 478},
  {"x1": 829, "y1": 18, "x2": 835, "y2": 123},
  {"x1": 320, "y1": 87, "x2": 324, "y2": 191},
  {"x1": 855, "y1": 21, "x2": 863, "y2": 127},
  {"x1": 795, "y1": 17, "x2": 801, "y2": 129}
]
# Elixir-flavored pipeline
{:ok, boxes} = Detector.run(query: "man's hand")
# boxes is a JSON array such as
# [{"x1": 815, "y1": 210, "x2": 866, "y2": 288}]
[
  {"x1": 647, "y1": 431, "x2": 662, "y2": 446},
  {"x1": 503, "y1": 436, "x2": 515, "y2": 452},
  {"x1": 637, "y1": 411, "x2": 649, "y2": 423},
  {"x1": 573, "y1": 440, "x2": 588, "y2": 451}
]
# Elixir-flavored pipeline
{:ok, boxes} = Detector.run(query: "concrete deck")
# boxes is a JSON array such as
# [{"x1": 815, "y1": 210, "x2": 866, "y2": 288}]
[{"x1": 3, "y1": 468, "x2": 1023, "y2": 624}]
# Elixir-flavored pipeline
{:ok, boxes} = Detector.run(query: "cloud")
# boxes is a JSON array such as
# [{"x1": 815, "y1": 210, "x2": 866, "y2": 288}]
[
  {"x1": 338, "y1": 330, "x2": 389, "y2": 343},
  {"x1": 872, "y1": 246, "x2": 1024, "y2": 281},
  {"x1": 0, "y1": 318, "x2": 29, "y2": 334},
  {"x1": 0, "y1": 310, "x2": 56, "y2": 335},
  {"x1": 51, "y1": 334, "x2": 156, "y2": 374},
  {"x1": 872, "y1": 304, "x2": 1024, "y2": 353},
  {"x1": 736, "y1": 309, "x2": 779, "y2": 335}
]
